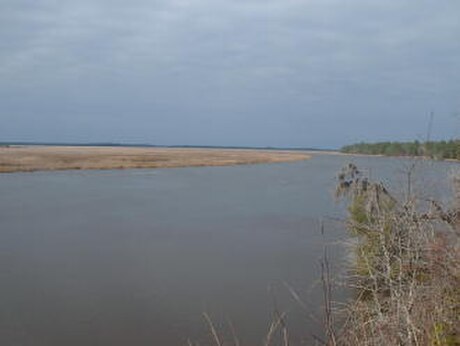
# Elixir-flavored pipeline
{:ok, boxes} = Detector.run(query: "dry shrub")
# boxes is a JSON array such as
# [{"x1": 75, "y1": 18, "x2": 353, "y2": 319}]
[{"x1": 335, "y1": 164, "x2": 460, "y2": 346}]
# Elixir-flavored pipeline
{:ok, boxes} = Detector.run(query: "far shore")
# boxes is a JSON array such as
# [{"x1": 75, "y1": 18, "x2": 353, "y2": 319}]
[
  {"x1": 337, "y1": 151, "x2": 460, "y2": 162},
  {"x1": 0, "y1": 145, "x2": 311, "y2": 173}
]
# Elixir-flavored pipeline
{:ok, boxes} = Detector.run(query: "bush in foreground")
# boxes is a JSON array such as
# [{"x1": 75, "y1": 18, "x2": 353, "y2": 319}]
[{"x1": 335, "y1": 164, "x2": 460, "y2": 345}]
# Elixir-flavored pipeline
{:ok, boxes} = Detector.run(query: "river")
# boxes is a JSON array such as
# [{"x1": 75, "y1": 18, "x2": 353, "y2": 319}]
[{"x1": 0, "y1": 154, "x2": 456, "y2": 345}]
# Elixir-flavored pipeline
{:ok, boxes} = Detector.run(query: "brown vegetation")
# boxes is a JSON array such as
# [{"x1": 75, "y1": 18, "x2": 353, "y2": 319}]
[
  {"x1": 334, "y1": 164, "x2": 460, "y2": 345},
  {"x1": 0, "y1": 146, "x2": 310, "y2": 173}
]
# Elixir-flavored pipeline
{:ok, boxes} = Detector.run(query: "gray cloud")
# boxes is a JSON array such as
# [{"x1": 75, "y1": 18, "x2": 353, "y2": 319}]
[{"x1": 1, "y1": 0, "x2": 459, "y2": 147}]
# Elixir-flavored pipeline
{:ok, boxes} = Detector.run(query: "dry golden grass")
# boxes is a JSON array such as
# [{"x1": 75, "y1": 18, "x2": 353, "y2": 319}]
[{"x1": 0, "y1": 146, "x2": 311, "y2": 173}]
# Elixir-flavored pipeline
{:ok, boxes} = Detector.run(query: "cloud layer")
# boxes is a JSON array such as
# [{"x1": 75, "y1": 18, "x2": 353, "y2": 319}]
[{"x1": 1, "y1": 0, "x2": 459, "y2": 147}]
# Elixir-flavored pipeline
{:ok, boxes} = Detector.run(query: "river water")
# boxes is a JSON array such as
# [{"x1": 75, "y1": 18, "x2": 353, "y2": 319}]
[{"x1": 0, "y1": 154, "x2": 457, "y2": 345}]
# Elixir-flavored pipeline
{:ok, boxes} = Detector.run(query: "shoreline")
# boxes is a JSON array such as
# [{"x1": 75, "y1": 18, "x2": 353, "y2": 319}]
[
  {"x1": 0, "y1": 145, "x2": 311, "y2": 173},
  {"x1": 339, "y1": 151, "x2": 460, "y2": 162}
]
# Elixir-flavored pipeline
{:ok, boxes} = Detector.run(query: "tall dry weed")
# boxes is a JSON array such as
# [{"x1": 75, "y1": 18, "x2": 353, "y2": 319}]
[{"x1": 334, "y1": 163, "x2": 460, "y2": 346}]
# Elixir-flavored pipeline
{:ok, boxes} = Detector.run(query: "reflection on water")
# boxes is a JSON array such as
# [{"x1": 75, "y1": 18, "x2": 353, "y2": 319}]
[{"x1": 0, "y1": 154, "x2": 456, "y2": 345}]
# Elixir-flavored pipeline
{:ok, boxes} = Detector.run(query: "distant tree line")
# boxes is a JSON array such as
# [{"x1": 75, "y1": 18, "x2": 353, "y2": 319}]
[{"x1": 341, "y1": 140, "x2": 460, "y2": 160}]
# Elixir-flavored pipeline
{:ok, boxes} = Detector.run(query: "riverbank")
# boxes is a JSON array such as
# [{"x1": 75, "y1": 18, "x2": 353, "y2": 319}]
[
  {"x1": 338, "y1": 150, "x2": 460, "y2": 162},
  {"x1": 0, "y1": 146, "x2": 311, "y2": 173},
  {"x1": 341, "y1": 140, "x2": 460, "y2": 161},
  {"x1": 334, "y1": 164, "x2": 460, "y2": 345}
]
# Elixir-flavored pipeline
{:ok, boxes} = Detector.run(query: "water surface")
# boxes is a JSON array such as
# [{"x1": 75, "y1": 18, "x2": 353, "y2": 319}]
[{"x1": 0, "y1": 154, "x2": 456, "y2": 345}]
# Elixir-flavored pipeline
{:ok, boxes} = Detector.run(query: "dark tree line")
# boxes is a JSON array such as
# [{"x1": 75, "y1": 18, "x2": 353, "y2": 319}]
[{"x1": 341, "y1": 140, "x2": 460, "y2": 160}]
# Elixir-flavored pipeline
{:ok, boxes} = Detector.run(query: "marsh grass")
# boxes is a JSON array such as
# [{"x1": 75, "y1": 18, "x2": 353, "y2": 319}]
[{"x1": 0, "y1": 146, "x2": 310, "y2": 173}]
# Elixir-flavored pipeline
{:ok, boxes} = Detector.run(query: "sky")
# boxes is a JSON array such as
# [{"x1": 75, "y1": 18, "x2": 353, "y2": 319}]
[{"x1": 0, "y1": 0, "x2": 459, "y2": 148}]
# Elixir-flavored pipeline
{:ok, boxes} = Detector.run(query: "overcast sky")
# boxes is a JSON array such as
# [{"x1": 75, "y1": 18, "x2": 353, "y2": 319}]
[{"x1": 1, "y1": 0, "x2": 459, "y2": 148}]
